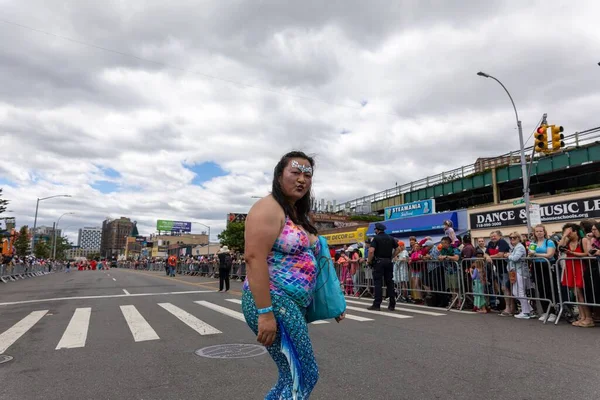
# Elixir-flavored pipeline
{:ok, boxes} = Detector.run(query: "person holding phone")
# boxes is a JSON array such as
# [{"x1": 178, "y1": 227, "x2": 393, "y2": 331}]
[{"x1": 528, "y1": 224, "x2": 558, "y2": 322}]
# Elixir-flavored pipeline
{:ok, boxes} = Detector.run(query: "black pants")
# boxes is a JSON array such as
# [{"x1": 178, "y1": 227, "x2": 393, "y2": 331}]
[
  {"x1": 372, "y1": 259, "x2": 395, "y2": 308},
  {"x1": 219, "y1": 267, "x2": 230, "y2": 291}
]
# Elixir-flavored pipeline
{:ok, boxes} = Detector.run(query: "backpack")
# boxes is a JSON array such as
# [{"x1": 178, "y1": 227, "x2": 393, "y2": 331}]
[{"x1": 223, "y1": 253, "x2": 233, "y2": 268}]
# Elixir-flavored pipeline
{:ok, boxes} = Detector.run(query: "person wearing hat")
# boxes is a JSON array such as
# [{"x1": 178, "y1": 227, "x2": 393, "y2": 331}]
[
  {"x1": 217, "y1": 246, "x2": 233, "y2": 292},
  {"x1": 367, "y1": 222, "x2": 401, "y2": 311}
]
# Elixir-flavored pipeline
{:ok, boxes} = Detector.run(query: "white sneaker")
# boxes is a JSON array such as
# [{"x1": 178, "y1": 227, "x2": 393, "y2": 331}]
[
  {"x1": 515, "y1": 313, "x2": 531, "y2": 319},
  {"x1": 547, "y1": 314, "x2": 557, "y2": 323},
  {"x1": 538, "y1": 313, "x2": 548, "y2": 321}
]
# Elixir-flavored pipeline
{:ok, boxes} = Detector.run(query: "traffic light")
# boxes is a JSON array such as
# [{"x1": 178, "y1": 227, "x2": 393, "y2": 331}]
[
  {"x1": 535, "y1": 125, "x2": 548, "y2": 152},
  {"x1": 551, "y1": 125, "x2": 564, "y2": 150}
]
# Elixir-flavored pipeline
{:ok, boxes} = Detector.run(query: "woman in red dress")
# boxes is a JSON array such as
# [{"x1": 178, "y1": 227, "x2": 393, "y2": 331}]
[{"x1": 560, "y1": 223, "x2": 593, "y2": 327}]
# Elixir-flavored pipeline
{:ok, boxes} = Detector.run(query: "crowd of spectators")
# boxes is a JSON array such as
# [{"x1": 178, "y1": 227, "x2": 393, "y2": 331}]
[{"x1": 334, "y1": 219, "x2": 600, "y2": 327}]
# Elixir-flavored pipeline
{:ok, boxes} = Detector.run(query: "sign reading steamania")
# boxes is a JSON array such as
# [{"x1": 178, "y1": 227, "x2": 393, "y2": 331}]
[
  {"x1": 384, "y1": 199, "x2": 436, "y2": 220},
  {"x1": 469, "y1": 195, "x2": 600, "y2": 229}
]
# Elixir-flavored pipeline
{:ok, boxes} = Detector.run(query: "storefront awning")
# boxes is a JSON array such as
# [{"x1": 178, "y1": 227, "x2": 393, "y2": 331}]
[{"x1": 367, "y1": 211, "x2": 459, "y2": 237}]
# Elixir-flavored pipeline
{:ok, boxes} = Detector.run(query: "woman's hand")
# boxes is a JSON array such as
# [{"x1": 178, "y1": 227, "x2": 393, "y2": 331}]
[
  {"x1": 335, "y1": 313, "x2": 345, "y2": 323},
  {"x1": 257, "y1": 313, "x2": 277, "y2": 347}
]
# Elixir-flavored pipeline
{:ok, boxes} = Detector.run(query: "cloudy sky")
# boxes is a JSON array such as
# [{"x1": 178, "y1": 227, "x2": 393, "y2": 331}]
[{"x1": 1, "y1": 0, "x2": 599, "y2": 242}]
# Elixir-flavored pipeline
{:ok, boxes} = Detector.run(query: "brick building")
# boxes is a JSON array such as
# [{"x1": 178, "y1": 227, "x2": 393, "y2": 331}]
[{"x1": 100, "y1": 217, "x2": 135, "y2": 258}]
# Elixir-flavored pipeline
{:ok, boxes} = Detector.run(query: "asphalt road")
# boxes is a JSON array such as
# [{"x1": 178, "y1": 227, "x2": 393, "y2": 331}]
[{"x1": 1, "y1": 268, "x2": 599, "y2": 400}]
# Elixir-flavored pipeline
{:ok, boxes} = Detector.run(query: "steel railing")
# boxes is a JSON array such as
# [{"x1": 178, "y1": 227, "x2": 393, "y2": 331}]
[{"x1": 336, "y1": 127, "x2": 600, "y2": 211}]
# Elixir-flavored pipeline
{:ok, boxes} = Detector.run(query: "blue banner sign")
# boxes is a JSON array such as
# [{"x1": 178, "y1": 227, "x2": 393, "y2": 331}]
[{"x1": 384, "y1": 199, "x2": 436, "y2": 220}]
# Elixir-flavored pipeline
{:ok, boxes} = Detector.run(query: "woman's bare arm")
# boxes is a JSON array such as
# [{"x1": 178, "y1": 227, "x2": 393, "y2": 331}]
[{"x1": 244, "y1": 196, "x2": 284, "y2": 310}]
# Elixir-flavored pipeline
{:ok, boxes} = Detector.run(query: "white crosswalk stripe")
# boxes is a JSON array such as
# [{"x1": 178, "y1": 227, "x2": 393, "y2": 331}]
[
  {"x1": 225, "y1": 298, "x2": 373, "y2": 322},
  {"x1": 342, "y1": 314, "x2": 374, "y2": 322},
  {"x1": 0, "y1": 298, "x2": 425, "y2": 353},
  {"x1": 224, "y1": 299, "x2": 330, "y2": 324},
  {"x1": 56, "y1": 307, "x2": 92, "y2": 350},
  {"x1": 345, "y1": 299, "x2": 445, "y2": 316},
  {"x1": 345, "y1": 305, "x2": 413, "y2": 319},
  {"x1": 195, "y1": 301, "x2": 245, "y2": 322},
  {"x1": 120, "y1": 305, "x2": 160, "y2": 342},
  {"x1": 0, "y1": 310, "x2": 48, "y2": 354},
  {"x1": 158, "y1": 302, "x2": 221, "y2": 335}
]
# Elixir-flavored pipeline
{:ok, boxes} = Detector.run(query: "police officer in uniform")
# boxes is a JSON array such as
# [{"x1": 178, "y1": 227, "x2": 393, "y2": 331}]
[{"x1": 367, "y1": 223, "x2": 401, "y2": 311}]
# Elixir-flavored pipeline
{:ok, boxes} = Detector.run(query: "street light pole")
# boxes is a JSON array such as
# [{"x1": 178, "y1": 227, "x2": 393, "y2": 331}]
[
  {"x1": 53, "y1": 212, "x2": 75, "y2": 259},
  {"x1": 477, "y1": 71, "x2": 532, "y2": 235},
  {"x1": 32, "y1": 194, "x2": 72, "y2": 250},
  {"x1": 193, "y1": 222, "x2": 211, "y2": 255}
]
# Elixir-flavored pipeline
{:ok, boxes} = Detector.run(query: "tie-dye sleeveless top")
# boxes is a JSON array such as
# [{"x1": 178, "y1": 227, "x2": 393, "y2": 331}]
[{"x1": 243, "y1": 216, "x2": 319, "y2": 308}]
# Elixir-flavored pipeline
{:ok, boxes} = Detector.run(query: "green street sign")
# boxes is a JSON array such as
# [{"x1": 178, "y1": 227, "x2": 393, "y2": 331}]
[{"x1": 513, "y1": 198, "x2": 525, "y2": 206}]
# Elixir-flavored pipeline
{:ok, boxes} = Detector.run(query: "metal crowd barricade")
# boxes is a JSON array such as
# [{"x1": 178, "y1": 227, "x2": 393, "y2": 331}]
[
  {"x1": 555, "y1": 256, "x2": 600, "y2": 325},
  {"x1": 403, "y1": 260, "x2": 462, "y2": 310},
  {"x1": 458, "y1": 257, "x2": 558, "y2": 322},
  {"x1": 1, "y1": 261, "x2": 53, "y2": 284}
]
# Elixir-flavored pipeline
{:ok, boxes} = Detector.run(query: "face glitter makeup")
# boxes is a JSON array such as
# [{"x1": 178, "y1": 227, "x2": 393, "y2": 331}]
[{"x1": 291, "y1": 160, "x2": 312, "y2": 174}]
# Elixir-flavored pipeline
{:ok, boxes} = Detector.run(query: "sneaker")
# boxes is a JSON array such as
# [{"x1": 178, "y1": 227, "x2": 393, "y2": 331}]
[
  {"x1": 538, "y1": 313, "x2": 548, "y2": 321},
  {"x1": 514, "y1": 313, "x2": 531, "y2": 319},
  {"x1": 547, "y1": 314, "x2": 557, "y2": 323}
]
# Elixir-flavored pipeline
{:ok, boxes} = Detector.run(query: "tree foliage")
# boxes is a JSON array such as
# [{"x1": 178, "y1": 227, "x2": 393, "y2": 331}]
[
  {"x1": 0, "y1": 188, "x2": 9, "y2": 215},
  {"x1": 53, "y1": 236, "x2": 73, "y2": 260},
  {"x1": 217, "y1": 222, "x2": 245, "y2": 253},
  {"x1": 34, "y1": 240, "x2": 51, "y2": 259},
  {"x1": 15, "y1": 226, "x2": 30, "y2": 257}
]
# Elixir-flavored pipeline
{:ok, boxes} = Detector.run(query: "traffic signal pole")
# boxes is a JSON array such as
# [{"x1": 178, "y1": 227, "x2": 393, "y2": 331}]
[
  {"x1": 517, "y1": 120, "x2": 533, "y2": 236},
  {"x1": 477, "y1": 72, "x2": 532, "y2": 236}
]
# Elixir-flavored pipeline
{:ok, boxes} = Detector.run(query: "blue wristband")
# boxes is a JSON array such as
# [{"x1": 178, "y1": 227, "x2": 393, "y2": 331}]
[{"x1": 257, "y1": 306, "x2": 273, "y2": 315}]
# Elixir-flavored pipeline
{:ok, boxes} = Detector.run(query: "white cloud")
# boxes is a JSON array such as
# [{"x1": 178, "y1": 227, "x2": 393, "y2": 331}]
[{"x1": 1, "y1": 0, "x2": 599, "y2": 243}]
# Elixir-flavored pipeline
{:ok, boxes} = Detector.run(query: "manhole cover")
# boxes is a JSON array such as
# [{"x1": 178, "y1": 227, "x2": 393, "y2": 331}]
[
  {"x1": 0, "y1": 355, "x2": 13, "y2": 364},
  {"x1": 195, "y1": 344, "x2": 267, "y2": 359}
]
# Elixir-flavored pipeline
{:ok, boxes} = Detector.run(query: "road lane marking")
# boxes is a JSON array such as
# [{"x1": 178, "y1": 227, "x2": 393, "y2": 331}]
[
  {"x1": 112, "y1": 278, "x2": 116, "y2": 281},
  {"x1": 0, "y1": 290, "x2": 215, "y2": 307},
  {"x1": 118, "y1": 269, "x2": 243, "y2": 296},
  {"x1": 56, "y1": 308, "x2": 92, "y2": 350},
  {"x1": 0, "y1": 310, "x2": 48, "y2": 353},
  {"x1": 345, "y1": 305, "x2": 412, "y2": 319},
  {"x1": 344, "y1": 296, "x2": 475, "y2": 315},
  {"x1": 345, "y1": 299, "x2": 445, "y2": 316},
  {"x1": 158, "y1": 303, "x2": 221, "y2": 335},
  {"x1": 223, "y1": 299, "x2": 371, "y2": 323},
  {"x1": 224, "y1": 298, "x2": 329, "y2": 324},
  {"x1": 342, "y1": 314, "x2": 374, "y2": 322},
  {"x1": 120, "y1": 305, "x2": 160, "y2": 342},
  {"x1": 195, "y1": 301, "x2": 245, "y2": 322},
  {"x1": 123, "y1": 289, "x2": 130, "y2": 295}
]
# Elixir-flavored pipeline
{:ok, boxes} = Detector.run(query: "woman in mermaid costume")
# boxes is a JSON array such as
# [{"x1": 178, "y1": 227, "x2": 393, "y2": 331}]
[{"x1": 242, "y1": 151, "x2": 344, "y2": 399}]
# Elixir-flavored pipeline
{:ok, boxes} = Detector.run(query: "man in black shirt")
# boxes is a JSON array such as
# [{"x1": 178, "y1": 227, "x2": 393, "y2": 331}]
[
  {"x1": 367, "y1": 223, "x2": 401, "y2": 311},
  {"x1": 484, "y1": 230, "x2": 513, "y2": 314}
]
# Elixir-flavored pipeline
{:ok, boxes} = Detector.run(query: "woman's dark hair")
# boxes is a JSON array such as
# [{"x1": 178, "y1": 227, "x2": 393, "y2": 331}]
[
  {"x1": 580, "y1": 219, "x2": 596, "y2": 235},
  {"x1": 593, "y1": 222, "x2": 600, "y2": 237},
  {"x1": 562, "y1": 222, "x2": 582, "y2": 238},
  {"x1": 272, "y1": 151, "x2": 318, "y2": 235},
  {"x1": 462, "y1": 234, "x2": 472, "y2": 244}
]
